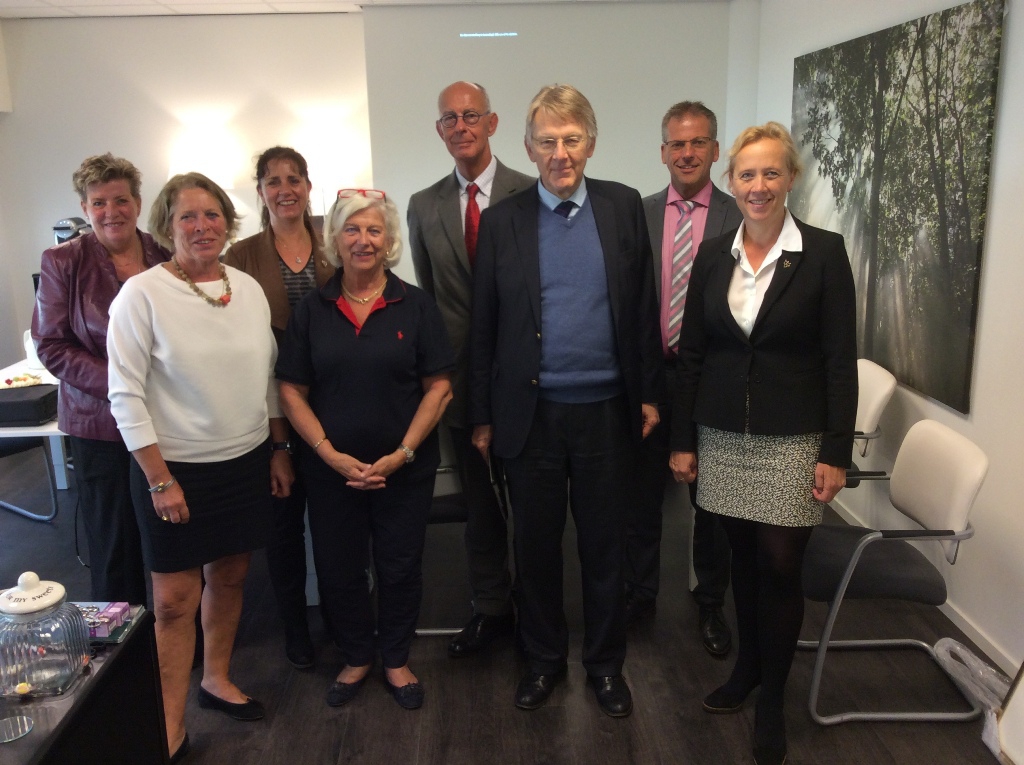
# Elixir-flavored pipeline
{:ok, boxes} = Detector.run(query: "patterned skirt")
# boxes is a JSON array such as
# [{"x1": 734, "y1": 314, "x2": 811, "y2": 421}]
[{"x1": 695, "y1": 425, "x2": 824, "y2": 527}]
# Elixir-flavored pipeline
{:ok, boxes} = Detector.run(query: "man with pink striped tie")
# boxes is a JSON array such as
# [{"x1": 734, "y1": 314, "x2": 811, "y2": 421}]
[{"x1": 633, "y1": 102, "x2": 743, "y2": 654}]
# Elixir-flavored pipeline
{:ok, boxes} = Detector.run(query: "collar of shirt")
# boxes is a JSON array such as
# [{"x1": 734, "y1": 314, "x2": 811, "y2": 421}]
[
  {"x1": 537, "y1": 177, "x2": 588, "y2": 219},
  {"x1": 730, "y1": 208, "x2": 802, "y2": 274},
  {"x1": 456, "y1": 155, "x2": 498, "y2": 221}
]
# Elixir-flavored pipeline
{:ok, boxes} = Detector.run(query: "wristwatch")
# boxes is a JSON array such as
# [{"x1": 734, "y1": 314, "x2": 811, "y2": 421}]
[
  {"x1": 272, "y1": 441, "x2": 293, "y2": 455},
  {"x1": 399, "y1": 444, "x2": 416, "y2": 463}
]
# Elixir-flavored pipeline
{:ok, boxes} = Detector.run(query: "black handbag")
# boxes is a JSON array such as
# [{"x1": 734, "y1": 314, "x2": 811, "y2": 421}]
[{"x1": 0, "y1": 385, "x2": 58, "y2": 426}]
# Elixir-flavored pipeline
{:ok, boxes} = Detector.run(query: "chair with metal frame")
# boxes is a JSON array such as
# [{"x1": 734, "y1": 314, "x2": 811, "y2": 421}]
[
  {"x1": 799, "y1": 419, "x2": 989, "y2": 725},
  {"x1": 0, "y1": 437, "x2": 59, "y2": 522},
  {"x1": 846, "y1": 358, "x2": 898, "y2": 487}
]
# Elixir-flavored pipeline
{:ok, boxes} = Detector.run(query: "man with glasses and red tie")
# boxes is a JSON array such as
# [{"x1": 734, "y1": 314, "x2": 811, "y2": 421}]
[
  {"x1": 633, "y1": 102, "x2": 743, "y2": 654},
  {"x1": 408, "y1": 81, "x2": 533, "y2": 659},
  {"x1": 469, "y1": 84, "x2": 662, "y2": 717}
]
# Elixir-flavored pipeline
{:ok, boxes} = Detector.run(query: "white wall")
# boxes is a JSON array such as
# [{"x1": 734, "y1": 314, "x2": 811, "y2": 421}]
[
  {"x1": 362, "y1": 1, "x2": 733, "y2": 284},
  {"x1": 758, "y1": 0, "x2": 1024, "y2": 674},
  {"x1": 0, "y1": 13, "x2": 370, "y2": 363}
]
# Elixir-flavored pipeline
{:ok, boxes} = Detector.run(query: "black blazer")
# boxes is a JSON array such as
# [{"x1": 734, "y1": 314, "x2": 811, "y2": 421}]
[
  {"x1": 669, "y1": 215, "x2": 858, "y2": 468},
  {"x1": 469, "y1": 178, "x2": 664, "y2": 460}
]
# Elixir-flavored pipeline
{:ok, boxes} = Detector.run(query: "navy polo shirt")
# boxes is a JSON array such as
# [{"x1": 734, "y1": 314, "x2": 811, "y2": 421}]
[{"x1": 276, "y1": 270, "x2": 455, "y2": 484}]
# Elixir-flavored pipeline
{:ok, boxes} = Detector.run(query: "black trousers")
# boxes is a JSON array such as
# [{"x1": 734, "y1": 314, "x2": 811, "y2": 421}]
[
  {"x1": 305, "y1": 470, "x2": 433, "y2": 669},
  {"x1": 69, "y1": 436, "x2": 147, "y2": 605},
  {"x1": 628, "y1": 366, "x2": 731, "y2": 607},
  {"x1": 504, "y1": 396, "x2": 631, "y2": 678},
  {"x1": 449, "y1": 425, "x2": 512, "y2": 616}
]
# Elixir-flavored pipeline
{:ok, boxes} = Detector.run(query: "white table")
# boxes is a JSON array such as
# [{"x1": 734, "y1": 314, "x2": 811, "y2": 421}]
[{"x1": 0, "y1": 360, "x2": 69, "y2": 499}]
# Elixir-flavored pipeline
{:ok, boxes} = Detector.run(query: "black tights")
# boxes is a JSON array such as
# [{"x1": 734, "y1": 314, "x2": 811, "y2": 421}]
[{"x1": 719, "y1": 516, "x2": 813, "y2": 749}]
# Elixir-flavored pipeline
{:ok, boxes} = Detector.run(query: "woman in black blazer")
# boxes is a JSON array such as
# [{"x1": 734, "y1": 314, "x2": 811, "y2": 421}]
[{"x1": 669, "y1": 122, "x2": 857, "y2": 765}]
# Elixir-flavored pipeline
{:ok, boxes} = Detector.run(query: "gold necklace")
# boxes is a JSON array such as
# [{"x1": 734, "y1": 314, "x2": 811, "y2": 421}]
[
  {"x1": 342, "y1": 277, "x2": 385, "y2": 305},
  {"x1": 172, "y1": 258, "x2": 232, "y2": 307}
]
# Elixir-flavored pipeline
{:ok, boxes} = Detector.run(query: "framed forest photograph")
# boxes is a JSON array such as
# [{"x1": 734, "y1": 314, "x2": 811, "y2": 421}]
[{"x1": 790, "y1": 0, "x2": 1005, "y2": 413}]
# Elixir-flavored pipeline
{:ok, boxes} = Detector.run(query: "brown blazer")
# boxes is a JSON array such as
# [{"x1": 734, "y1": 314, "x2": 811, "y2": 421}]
[{"x1": 223, "y1": 223, "x2": 335, "y2": 335}]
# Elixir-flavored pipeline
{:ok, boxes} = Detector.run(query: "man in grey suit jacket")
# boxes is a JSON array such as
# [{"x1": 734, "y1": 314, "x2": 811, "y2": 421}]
[
  {"x1": 408, "y1": 81, "x2": 533, "y2": 659},
  {"x1": 632, "y1": 102, "x2": 743, "y2": 656}
]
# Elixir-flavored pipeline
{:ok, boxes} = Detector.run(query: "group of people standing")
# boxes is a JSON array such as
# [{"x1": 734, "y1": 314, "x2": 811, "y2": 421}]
[{"x1": 29, "y1": 78, "x2": 857, "y2": 765}]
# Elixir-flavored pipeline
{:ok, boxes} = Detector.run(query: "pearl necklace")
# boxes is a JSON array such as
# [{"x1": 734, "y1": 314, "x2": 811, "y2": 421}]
[
  {"x1": 172, "y1": 258, "x2": 232, "y2": 307},
  {"x1": 342, "y1": 278, "x2": 385, "y2": 305}
]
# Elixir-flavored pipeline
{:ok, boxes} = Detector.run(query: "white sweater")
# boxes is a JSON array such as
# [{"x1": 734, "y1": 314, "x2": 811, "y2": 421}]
[{"x1": 107, "y1": 263, "x2": 280, "y2": 463}]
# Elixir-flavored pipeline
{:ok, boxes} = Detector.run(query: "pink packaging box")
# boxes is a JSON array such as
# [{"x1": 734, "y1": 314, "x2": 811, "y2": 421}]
[{"x1": 74, "y1": 602, "x2": 130, "y2": 638}]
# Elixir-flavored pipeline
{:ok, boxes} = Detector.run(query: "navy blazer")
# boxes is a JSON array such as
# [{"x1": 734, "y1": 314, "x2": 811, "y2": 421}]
[
  {"x1": 469, "y1": 178, "x2": 664, "y2": 460},
  {"x1": 669, "y1": 215, "x2": 858, "y2": 468}
]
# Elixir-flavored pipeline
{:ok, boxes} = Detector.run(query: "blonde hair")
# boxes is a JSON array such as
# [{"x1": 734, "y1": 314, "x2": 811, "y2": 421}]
[
  {"x1": 322, "y1": 194, "x2": 402, "y2": 270},
  {"x1": 726, "y1": 121, "x2": 803, "y2": 179},
  {"x1": 525, "y1": 84, "x2": 598, "y2": 142},
  {"x1": 148, "y1": 173, "x2": 240, "y2": 251}
]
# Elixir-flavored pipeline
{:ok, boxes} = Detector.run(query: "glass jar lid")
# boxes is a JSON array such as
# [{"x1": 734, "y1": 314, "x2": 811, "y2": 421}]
[{"x1": 0, "y1": 572, "x2": 66, "y2": 615}]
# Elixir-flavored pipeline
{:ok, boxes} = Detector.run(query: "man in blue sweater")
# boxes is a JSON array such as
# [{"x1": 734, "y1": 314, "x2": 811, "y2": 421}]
[{"x1": 469, "y1": 84, "x2": 663, "y2": 718}]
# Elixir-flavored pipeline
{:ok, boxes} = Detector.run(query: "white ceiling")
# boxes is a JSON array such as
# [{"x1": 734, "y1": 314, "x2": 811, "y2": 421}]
[{"x1": 0, "y1": 0, "x2": 672, "y2": 20}]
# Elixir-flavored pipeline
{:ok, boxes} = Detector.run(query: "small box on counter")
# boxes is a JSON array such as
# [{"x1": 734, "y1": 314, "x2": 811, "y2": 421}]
[{"x1": 72, "y1": 602, "x2": 130, "y2": 638}]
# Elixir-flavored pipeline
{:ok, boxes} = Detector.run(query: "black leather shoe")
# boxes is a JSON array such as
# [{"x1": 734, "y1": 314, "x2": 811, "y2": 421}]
[
  {"x1": 325, "y1": 673, "x2": 369, "y2": 707},
  {"x1": 169, "y1": 732, "x2": 190, "y2": 764},
  {"x1": 699, "y1": 606, "x2": 732, "y2": 657},
  {"x1": 384, "y1": 677, "x2": 424, "y2": 710},
  {"x1": 448, "y1": 612, "x2": 515, "y2": 657},
  {"x1": 625, "y1": 595, "x2": 656, "y2": 626},
  {"x1": 285, "y1": 628, "x2": 314, "y2": 670},
  {"x1": 197, "y1": 687, "x2": 265, "y2": 721},
  {"x1": 588, "y1": 675, "x2": 633, "y2": 718},
  {"x1": 514, "y1": 669, "x2": 566, "y2": 710},
  {"x1": 702, "y1": 683, "x2": 758, "y2": 714},
  {"x1": 753, "y1": 744, "x2": 788, "y2": 765}
]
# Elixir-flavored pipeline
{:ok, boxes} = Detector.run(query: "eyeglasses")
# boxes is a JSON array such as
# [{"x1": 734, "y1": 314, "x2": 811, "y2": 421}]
[
  {"x1": 437, "y1": 110, "x2": 491, "y2": 129},
  {"x1": 663, "y1": 137, "x2": 715, "y2": 152},
  {"x1": 337, "y1": 188, "x2": 387, "y2": 200},
  {"x1": 531, "y1": 135, "x2": 588, "y2": 155}
]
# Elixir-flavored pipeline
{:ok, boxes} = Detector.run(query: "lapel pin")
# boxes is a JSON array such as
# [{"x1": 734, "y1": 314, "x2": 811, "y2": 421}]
[{"x1": 782, "y1": 259, "x2": 791, "y2": 268}]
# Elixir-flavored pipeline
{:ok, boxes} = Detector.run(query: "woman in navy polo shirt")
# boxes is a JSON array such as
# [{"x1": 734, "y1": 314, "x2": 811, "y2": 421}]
[{"x1": 276, "y1": 189, "x2": 454, "y2": 711}]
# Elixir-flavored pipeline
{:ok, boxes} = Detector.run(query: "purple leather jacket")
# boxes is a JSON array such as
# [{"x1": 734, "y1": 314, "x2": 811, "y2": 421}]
[{"x1": 31, "y1": 231, "x2": 170, "y2": 441}]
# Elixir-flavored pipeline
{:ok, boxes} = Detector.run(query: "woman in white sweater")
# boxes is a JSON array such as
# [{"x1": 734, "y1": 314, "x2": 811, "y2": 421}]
[{"x1": 107, "y1": 172, "x2": 293, "y2": 764}]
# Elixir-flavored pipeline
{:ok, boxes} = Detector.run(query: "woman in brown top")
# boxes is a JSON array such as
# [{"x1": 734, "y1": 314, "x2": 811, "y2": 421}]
[{"x1": 223, "y1": 147, "x2": 334, "y2": 668}]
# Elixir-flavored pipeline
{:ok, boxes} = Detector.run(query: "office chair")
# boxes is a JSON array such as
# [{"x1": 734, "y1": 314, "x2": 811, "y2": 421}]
[
  {"x1": 846, "y1": 359, "x2": 898, "y2": 488},
  {"x1": 0, "y1": 438, "x2": 59, "y2": 522},
  {"x1": 798, "y1": 419, "x2": 989, "y2": 725}
]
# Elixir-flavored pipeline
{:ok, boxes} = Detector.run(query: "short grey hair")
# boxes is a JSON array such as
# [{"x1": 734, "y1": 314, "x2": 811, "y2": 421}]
[
  {"x1": 525, "y1": 84, "x2": 598, "y2": 142},
  {"x1": 322, "y1": 194, "x2": 403, "y2": 270},
  {"x1": 661, "y1": 101, "x2": 719, "y2": 143}
]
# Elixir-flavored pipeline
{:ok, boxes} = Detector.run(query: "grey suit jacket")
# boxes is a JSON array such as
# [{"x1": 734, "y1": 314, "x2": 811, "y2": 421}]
[
  {"x1": 409, "y1": 159, "x2": 534, "y2": 428},
  {"x1": 641, "y1": 183, "x2": 743, "y2": 304}
]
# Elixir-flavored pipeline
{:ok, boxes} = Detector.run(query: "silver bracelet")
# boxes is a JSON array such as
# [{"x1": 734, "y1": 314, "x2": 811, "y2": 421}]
[{"x1": 148, "y1": 477, "x2": 176, "y2": 494}]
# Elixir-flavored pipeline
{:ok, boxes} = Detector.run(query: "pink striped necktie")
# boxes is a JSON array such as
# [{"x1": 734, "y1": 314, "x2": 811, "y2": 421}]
[{"x1": 666, "y1": 199, "x2": 695, "y2": 354}]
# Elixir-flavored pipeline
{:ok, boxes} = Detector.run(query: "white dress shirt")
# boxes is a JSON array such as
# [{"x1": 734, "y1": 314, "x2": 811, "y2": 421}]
[{"x1": 727, "y1": 210, "x2": 803, "y2": 337}]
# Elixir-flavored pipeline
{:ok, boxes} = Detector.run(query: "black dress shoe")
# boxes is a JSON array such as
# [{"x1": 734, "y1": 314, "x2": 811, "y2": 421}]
[
  {"x1": 699, "y1": 606, "x2": 732, "y2": 656},
  {"x1": 753, "y1": 744, "x2": 788, "y2": 765},
  {"x1": 384, "y1": 676, "x2": 424, "y2": 710},
  {"x1": 197, "y1": 687, "x2": 265, "y2": 721},
  {"x1": 702, "y1": 683, "x2": 758, "y2": 714},
  {"x1": 169, "y1": 733, "x2": 190, "y2": 764},
  {"x1": 325, "y1": 674, "x2": 369, "y2": 707},
  {"x1": 448, "y1": 612, "x2": 515, "y2": 657},
  {"x1": 625, "y1": 595, "x2": 656, "y2": 626},
  {"x1": 588, "y1": 675, "x2": 633, "y2": 718},
  {"x1": 284, "y1": 625, "x2": 314, "y2": 670},
  {"x1": 514, "y1": 668, "x2": 566, "y2": 710}
]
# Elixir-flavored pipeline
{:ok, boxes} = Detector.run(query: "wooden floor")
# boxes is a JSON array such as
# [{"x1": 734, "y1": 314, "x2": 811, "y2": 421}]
[{"x1": 0, "y1": 446, "x2": 997, "y2": 764}]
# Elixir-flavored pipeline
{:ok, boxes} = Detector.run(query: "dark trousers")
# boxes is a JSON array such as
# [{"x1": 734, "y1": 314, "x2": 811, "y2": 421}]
[
  {"x1": 266, "y1": 455, "x2": 311, "y2": 631},
  {"x1": 69, "y1": 436, "x2": 147, "y2": 605},
  {"x1": 449, "y1": 424, "x2": 512, "y2": 616},
  {"x1": 627, "y1": 366, "x2": 731, "y2": 607},
  {"x1": 305, "y1": 470, "x2": 433, "y2": 669},
  {"x1": 504, "y1": 396, "x2": 631, "y2": 678}
]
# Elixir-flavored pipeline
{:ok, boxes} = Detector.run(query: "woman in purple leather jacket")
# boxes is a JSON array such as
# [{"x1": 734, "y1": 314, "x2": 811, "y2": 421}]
[{"x1": 31, "y1": 153, "x2": 170, "y2": 604}]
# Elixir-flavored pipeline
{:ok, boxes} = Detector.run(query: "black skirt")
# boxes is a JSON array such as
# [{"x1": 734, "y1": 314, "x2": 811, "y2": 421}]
[{"x1": 130, "y1": 440, "x2": 272, "y2": 573}]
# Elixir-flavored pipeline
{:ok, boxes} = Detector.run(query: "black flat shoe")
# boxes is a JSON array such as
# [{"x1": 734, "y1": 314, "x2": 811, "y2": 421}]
[
  {"x1": 699, "y1": 606, "x2": 732, "y2": 657},
  {"x1": 384, "y1": 674, "x2": 424, "y2": 710},
  {"x1": 702, "y1": 683, "x2": 758, "y2": 714},
  {"x1": 169, "y1": 733, "x2": 190, "y2": 764},
  {"x1": 448, "y1": 612, "x2": 515, "y2": 657},
  {"x1": 514, "y1": 668, "x2": 567, "y2": 710},
  {"x1": 326, "y1": 675, "x2": 368, "y2": 707},
  {"x1": 197, "y1": 686, "x2": 265, "y2": 721},
  {"x1": 588, "y1": 675, "x2": 633, "y2": 718}
]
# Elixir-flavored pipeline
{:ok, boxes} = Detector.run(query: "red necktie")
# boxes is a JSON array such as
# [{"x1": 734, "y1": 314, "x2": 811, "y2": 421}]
[{"x1": 465, "y1": 183, "x2": 481, "y2": 269}]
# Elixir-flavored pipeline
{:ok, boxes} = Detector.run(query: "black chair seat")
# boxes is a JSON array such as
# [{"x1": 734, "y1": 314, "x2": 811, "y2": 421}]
[{"x1": 802, "y1": 523, "x2": 947, "y2": 605}]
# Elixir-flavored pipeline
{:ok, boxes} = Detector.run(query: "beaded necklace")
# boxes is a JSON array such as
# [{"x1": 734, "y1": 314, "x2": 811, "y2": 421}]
[{"x1": 172, "y1": 258, "x2": 232, "y2": 307}]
